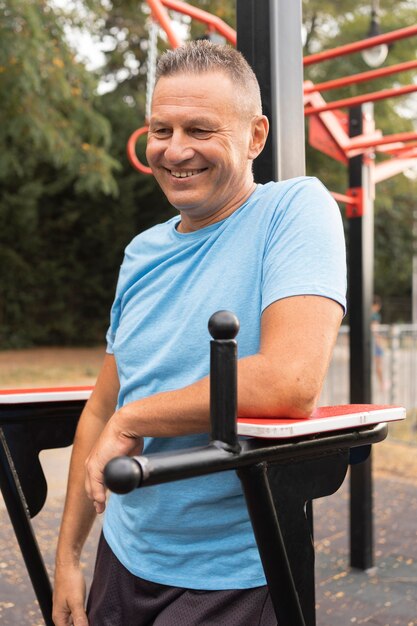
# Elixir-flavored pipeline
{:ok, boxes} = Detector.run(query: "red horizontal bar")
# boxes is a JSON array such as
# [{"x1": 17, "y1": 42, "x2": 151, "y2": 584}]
[
  {"x1": 304, "y1": 24, "x2": 417, "y2": 66},
  {"x1": 349, "y1": 131, "x2": 417, "y2": 151},
  {"x1": 304, "y1": 83, "x2": 417, "y2": 116},
  {"x1": 304, "y1": 59, "x2": 417, "y2": 94},
  {"x1": 331, "y1": 192, "x2": 356, "y2": 205},
  {"x1": 378, "y1": 141, "x2": 417, "y2": 155},
  {"x1": 374, "y1": 157, "x2": 417, "y2": 183}
]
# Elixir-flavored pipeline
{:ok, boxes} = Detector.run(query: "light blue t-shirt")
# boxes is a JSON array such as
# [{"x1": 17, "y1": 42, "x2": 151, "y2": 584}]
[{"x1": 103, "y1": 177, "x2": 347, "y2": 590}]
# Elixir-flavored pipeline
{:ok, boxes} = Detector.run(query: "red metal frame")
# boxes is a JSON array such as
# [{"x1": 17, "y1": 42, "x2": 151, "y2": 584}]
[
  {"x1": 303, "y1": 24, "x2": 417, "y2": 66},
  {"x1": 147, "y1": 0, "x2": 236, "y2": 47},
  {"x1": 303, "y1": 23, "x2": 417, "y2": 201},
  {"x1": 348, "y1": 131, "x2": 417, "y2": 152},
  {"x1": 304, "y1": 83, "x2": 417, "y2": 116},
  {"x1": 127, "y1": 6, "x2": 417, "y2": 202},
  {"x1": 303, "y1": 59, "x2": 417, "y2": 95},
  {"x1": 159, "y1": 0, "x2": 236, "y2": 44},
  {"x1": 330, "y1": 189, "x2": 364, "y2": 217},
  {"x1": 127, "y1": 127, "x2": 152, "y2": 174}
]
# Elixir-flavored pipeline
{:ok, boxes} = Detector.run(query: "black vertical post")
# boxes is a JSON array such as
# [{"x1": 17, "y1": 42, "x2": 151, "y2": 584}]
[
  {"x1": 348, "y1": 105, "x2": 374, "y2": 570},
  {"x1": 0, "y1": 430, "x2": 54, "y2": 626},
  {"x1": 208, "y1": 310, "x2": 240, "y2": 451},
  {"x1": 237, "y1": 0, "x2": 273, "y2": 183},
  {"x1": 237, "y1": 463, "x2": 306, "y2": 626},
  {"x1": 236, "y1": 0, "x2": 305, "y2": 183}
]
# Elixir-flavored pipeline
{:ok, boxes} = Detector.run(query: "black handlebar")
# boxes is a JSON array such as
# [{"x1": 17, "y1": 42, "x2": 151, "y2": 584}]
[{"x1": 104, "y1": 455, "x2": 142, "y2": 494}]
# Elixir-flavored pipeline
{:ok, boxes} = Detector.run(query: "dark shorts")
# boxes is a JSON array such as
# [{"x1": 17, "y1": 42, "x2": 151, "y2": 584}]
[{"x1": 87, "y1": 533, "x2": 277, "y2": 626}]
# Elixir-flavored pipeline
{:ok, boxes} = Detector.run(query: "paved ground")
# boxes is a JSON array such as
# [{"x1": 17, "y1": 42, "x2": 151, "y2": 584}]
[{"x1": 1, "y1": 441, "x2": 417, "y2": 625}]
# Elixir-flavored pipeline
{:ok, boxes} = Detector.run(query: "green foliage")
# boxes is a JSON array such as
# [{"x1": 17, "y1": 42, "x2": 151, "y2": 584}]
[
  {"x1": 0, "y1": 0, "x2": 119, "y2": 194},
  {"x1": 2, "y1": 0, "x2": 417, "y2": 350},
  {"x1": 0, "y1": 0, "x2": 173, "y2": 348},
  {"x1": 374, "y1": 180, "x2": 414, "y2": 299}
]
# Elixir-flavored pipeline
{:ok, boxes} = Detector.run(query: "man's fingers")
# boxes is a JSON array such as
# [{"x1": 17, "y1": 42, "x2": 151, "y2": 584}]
[
  {"x1": 53, "y1": 605, "x2": 88, "y2": 626},
  {"x1": 52, "y1": 608, "x2": 71, "y2": 626},
  {"x1": 71, "y1": 607, "x2": 89, "y2": 626},
  {"x1": 84, "y1": 453, "x2": 108, "y2": 514}
]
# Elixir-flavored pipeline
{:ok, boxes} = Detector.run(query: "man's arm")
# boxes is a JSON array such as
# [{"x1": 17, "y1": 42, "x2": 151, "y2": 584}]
[
  {"x1": 85, "y1": 295, "x2": 343, "y2": 512},
  {"x1": 53, "y1": 354, "x2": 120, "y2": 626}
]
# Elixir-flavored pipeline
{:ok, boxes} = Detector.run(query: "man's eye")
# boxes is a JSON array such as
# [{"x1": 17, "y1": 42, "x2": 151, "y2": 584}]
[
  {"x1": 191, "y1": 128, "x2": 212, "y2": 137},
  {"x1": 153, "y1": 128, "x2": 171, "y2": 137}
]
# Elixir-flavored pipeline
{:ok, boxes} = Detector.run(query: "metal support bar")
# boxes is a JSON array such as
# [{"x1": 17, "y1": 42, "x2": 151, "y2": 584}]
[
  {"x1": 0, "y1": 429, "x2": 54, "y2": 626},
  {"x1": 237, "y1": 462, "x2": 306, "y2": 626},
  {"x1": 304, "y1": 58, "x2": 417, "y2": 94},
  {"x1": 304, "y1": 24, "x2": 417, "y2": 66},
  {"x1": 104, "y1": 423, "x2": 388, "y2": 490},
  {"x1": 348, "y1": 105, "x2": 375, "y2": 571},
  {"x1": 0, "y1": 401, "x2": 84, "y2": 625},
  {"x1": 304, "y1": 83, "x2": 417, "y2": 116},
  {"x1": 237, "y1": 0, "x2": 305, "y2": 182}
]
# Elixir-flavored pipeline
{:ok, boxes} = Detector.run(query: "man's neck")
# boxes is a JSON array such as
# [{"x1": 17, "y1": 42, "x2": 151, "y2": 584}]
[{"x1": 177, "y1": 182, "x2": 257, "y2": 233}]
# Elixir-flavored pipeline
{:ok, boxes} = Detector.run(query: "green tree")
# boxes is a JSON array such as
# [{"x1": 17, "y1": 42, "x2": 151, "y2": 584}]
[
  {"x1": 0, "y1": 0, "x2": 119, "y2": 195},
  {"x1": 2, "y1": 0, "x2": 417, "y2": 349}
]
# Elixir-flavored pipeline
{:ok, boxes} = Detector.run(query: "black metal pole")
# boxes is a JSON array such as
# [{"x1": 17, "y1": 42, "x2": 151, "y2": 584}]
[
  {"x1": 236, "y1": 0, "x2": 305, "y2": 182},
  {"x1": 348, "y1": 105, "x2": 374, "y2": 570},
  {"x1": 237, "y1": 463, "x2": 306, "y2": 626},
  {"x1": 104, "y1": 424, "x2": 388, "y2": 490},
  {"x1": 0, "y1": 429, "x2": 54, "y2": 626},
  {"x1": 208, "y1": 310, "x2": 240, "y2": 451}
]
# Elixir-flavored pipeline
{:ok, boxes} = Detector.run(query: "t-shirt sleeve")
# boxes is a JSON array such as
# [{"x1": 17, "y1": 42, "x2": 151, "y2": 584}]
[
  {"x1": 105, "y1": 265, "x2": 125, "y2": 354},
  {"x1": 261, "y1": 177, "x2": 347, "y2": 313}
]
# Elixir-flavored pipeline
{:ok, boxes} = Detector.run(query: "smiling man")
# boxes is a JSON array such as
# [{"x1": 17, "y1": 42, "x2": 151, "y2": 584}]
[{"x1": 53, "y1": 41, "x2": 346, "y2": 626}]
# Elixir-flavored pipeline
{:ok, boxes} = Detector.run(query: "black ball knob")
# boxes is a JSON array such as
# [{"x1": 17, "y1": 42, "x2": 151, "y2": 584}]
[
  {"x1": 208, "y1": 310, "x2": 240, "y2": 340},
  {"x1": 104, "y1": 456, "x2": 142, "y2": 494}
]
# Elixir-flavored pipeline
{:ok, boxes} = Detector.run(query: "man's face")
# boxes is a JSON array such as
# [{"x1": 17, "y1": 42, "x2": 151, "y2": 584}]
[{"x1": 146, "y1": 71, "x2": 261, "y2": 223}]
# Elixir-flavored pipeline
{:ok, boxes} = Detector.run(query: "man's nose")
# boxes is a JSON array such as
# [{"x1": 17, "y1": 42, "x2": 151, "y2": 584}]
[{"x1": 164, "y1": 131, "x2": 195, "y2": 163}]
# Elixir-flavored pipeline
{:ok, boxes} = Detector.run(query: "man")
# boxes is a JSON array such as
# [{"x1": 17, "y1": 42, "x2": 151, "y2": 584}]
[{"x1": 53, "y1": 41, "x2": 346, "y2": 626}]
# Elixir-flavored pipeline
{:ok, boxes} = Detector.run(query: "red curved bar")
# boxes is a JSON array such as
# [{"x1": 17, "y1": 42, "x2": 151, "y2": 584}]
[
  {"x1": 147, "y1": 0, "x2": 183, "y2": 48},
  {"x1": 304, "y1": 24, "x2": 417, "y2": 66},
  {"x1": 147, "y1": 0, "x2": 236, "y2": 48},
  {"x1": 160, "y1": 0, "x2": 236, "y2": 45},
  {"x1": 127, "y1": 127, "x2": 153, "y2": 175}
]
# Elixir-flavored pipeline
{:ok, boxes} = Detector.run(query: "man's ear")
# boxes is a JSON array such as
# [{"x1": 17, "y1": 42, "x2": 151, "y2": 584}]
[{"x1": 248, "y1": 115, "x2": 269, "y2": 160}]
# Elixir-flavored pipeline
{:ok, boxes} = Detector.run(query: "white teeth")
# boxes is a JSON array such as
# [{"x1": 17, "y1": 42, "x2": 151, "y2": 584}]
[{"x1": 171, "y1": 170, "x2": 202, "y2": 178}]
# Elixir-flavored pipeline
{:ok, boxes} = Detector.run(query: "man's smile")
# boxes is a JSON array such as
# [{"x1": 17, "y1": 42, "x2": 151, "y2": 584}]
[{"x1": 166, "y1": 168, "x2": 207, "y2": 178}]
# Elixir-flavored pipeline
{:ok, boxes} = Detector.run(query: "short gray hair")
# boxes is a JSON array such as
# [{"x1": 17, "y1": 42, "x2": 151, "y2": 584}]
[{"x1": 155, "y1": 40, "x2": 262, "y2": 116}]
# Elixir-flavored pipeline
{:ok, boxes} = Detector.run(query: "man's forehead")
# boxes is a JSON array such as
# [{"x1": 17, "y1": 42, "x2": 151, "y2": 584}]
[
  {"x1": 151, "y1": 73, "x2": 239, "y2": 116},
  {"x1": 153, "y1": 71, "x2": 235, "y2": 99},
  {"x1": 157, "y1": 69, "x2": 232, "y2": 85}
]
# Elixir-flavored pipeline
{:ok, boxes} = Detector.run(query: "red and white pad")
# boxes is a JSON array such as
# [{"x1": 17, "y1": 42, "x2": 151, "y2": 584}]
[
  {"x1": 0, "y1": 386, "x2": 93, "y2": 404},
  {"x1": 237, "y1": 405, "x2": 406, "y2": 439}
]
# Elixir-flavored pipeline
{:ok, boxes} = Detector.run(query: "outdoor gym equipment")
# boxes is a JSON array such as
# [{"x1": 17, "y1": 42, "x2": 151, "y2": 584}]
[
  {"x1": 104, "y1": 310, "x2": 405, "y2": 626},
  {"x1": 0, "y1": 313, "x2": 406, "y2": 625}
]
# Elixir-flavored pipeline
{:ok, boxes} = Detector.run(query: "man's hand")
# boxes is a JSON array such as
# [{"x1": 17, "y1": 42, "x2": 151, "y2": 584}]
[
  {"x1": 52, "y1": 562, "x2": 88, "y2": 626},
  {"x1": 85, "y1": 414, "x2": 143, "y2": 513}
]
